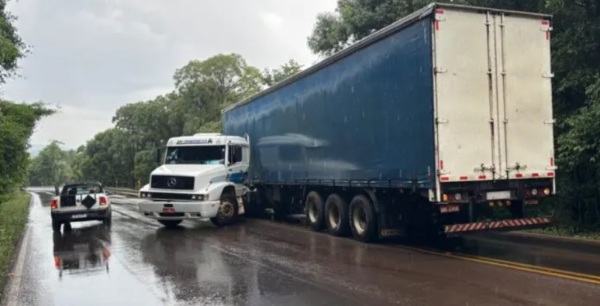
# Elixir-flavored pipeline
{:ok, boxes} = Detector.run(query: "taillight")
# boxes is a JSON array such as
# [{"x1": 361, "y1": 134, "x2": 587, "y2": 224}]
[
  {"x1": 526, "y1": 188, "x2": 552, "y2": 197},
  {"x1": 50, "y1": 199, "x2": 58, "y2": 209},
  {"x1": 99, "y1": 196, "x2": 108, "y2": 206},
  {"x1": 54, "y1": 256, "x2": 61, "y2": 268},
  {"x1": 442, "y1": 192, "x2": 468, "y2": 202}
]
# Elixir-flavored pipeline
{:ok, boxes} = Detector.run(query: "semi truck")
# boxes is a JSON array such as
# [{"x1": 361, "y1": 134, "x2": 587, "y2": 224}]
[{"x1": 138, "y1": 3, "x2": 556, "y2": 242}]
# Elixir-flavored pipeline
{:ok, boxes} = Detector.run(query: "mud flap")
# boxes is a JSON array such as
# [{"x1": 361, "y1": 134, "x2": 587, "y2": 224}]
[{"x1": 237, "y1": 196, "x2": 245, "y2": 215}]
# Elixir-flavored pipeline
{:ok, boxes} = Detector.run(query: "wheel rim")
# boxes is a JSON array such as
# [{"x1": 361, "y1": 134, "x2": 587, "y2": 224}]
[
  {"x1": 352, "y1": 206, "x2": 367, "y2": 235},
  {"x1": 219, "y1": 201, "x2": 234, "y2": 218},
  {"x1": 308, "y1": 200, "x2": 318, "y2": 223},
  {"x1": 328, "y1": 202, "x2": 340, "y2": 229}
]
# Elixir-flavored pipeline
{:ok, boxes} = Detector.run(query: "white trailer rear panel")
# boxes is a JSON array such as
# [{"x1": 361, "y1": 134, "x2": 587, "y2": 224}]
[{"x1": 432, "y1": 6, "x2": 555, "y2": 189}]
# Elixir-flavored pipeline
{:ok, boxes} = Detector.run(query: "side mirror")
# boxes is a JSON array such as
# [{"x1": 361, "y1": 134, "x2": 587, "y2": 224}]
[{"x1": 156, "y1": 148, "x2": 162, "y2": 164}]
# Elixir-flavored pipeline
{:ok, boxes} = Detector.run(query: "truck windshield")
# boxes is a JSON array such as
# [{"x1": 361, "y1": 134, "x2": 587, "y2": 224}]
[{"x1": 165, "y1": 145, "x2": 225, "y2": 165}]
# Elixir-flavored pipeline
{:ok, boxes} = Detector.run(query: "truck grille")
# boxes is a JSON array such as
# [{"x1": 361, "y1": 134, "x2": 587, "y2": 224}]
[
  {"x1": 149, "y1": 193, "x2": 193, "y2": 201},
  {"x1": 150, "y1": 175, "x2": 194, "y2": 190}
]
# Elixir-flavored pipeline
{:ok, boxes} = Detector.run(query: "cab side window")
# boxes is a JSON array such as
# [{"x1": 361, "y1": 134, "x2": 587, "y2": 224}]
[{"x1": 228, "y1": 145, "x2": 243, "y2": 165}]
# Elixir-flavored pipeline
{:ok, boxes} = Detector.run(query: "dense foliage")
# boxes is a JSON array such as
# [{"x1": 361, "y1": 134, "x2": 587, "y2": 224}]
[
  {"x1": 0, "y1": 101, "x2": 53, "y2": 195},
  {"x1": 27, "y1": 0, "x2": 600, "y2": 232}
]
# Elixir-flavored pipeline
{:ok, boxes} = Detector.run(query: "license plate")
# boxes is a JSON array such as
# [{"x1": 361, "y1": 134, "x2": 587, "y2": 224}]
[
  {"x1": 162, "y1": 208, "x2": 176, "y2": 214},
  {"x1": 72, "y1": 213, "x2": 87, "y2": 219},
  {"x1": 440, "y1": 205, "x2": 460, "y2": 214},
  {"x1": 486, "y1": 191, "x2": 511, "y2": 200}
]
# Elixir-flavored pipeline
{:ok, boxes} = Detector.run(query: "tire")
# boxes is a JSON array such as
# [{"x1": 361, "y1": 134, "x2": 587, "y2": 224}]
[
  {"x1": 159, "y1": 220, "x2": 182, "y2": 228},
  {"x1": 349, "y1": 195, "x2": 378, "y2": 243},
  {"x1": 63, "y1": 222, "x2": 72, "y2": 232},
  {"x1": 325, "y1": 194, "x2": 350, "y2": 236},
  {"x1": 210, "y1": 194, "x2": 239, "y2": 226},
  {"x1": 52, "y1": 220, "x2": 61, "y2": 232},
  {"x1": 305, "y1": 191, "x2": 325, "y2": 231},
  {"x1": 102, "y1": 208, "x2": 112, "y2": 226}
]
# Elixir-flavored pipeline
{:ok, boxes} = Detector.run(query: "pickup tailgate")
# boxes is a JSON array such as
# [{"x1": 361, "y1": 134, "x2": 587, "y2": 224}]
[{"x1": 433, "y1": 7, "x2": 555, "y2": 185}]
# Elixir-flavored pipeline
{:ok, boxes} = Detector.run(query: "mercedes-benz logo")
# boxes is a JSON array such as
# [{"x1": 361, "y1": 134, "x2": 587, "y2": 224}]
[{"x1": 167, "y1": 177, "x2": 177, "y2": 188}]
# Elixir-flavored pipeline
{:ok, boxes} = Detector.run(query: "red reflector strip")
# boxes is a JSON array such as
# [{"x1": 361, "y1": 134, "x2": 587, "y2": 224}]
[
  {"x1": 459, "y1": 176, "x2": 468, "y2": 180},
  {"x1": 439, "y1": 160, "x2": 444, "y2": 169},
  {"x1": 440, "y1": 176, "x2": 449, "y2": 181},
  {"x1": 547, "y1": 172, "x2": 555, "y2": 177},
  {"x1": 515, "y1": 173, "x2": 523, "y2": 178},
  {"x1": 541, "y1": 20, "x2": 549, "y2": 25},
  {"x1": 546, "y1": 32, "x2": 550, "y2": 40},
  {"x1": 478, "y1": 175, "x2": 487, "y2": 180},
  {"x1": 436, "y1": 9, "x2": 444, "y2": 14},
  {"x1": 550, "y1": 157, "x2": 554, "y2": 166},
  {"x1": 532, "y1": 173, "x2": 540, "y2": 177}
]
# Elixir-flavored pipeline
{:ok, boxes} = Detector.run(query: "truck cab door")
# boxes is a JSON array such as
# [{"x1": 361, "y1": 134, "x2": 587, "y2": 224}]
[{"x1": 227, "y1": 145, "x2": 249, "y2": 196}]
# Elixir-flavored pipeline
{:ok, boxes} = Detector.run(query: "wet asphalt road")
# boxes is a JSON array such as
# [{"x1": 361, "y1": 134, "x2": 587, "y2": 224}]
[
  {"x1": 3, "y1": 190, "x2": 600, "y2": 306},
  {"x1": 458, "y1": 231, "x2": 600, "y2": 277}
]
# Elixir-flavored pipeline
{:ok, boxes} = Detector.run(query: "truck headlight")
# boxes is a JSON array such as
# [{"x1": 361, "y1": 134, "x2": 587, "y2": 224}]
[{"x1": 192, "y1": 195, "x2": 205, "y2": 201}]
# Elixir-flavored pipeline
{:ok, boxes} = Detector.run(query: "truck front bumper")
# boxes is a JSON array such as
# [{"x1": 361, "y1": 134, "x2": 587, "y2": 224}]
[{"x1": 138, "y1": 200, "x2": 221, "y2": 220}]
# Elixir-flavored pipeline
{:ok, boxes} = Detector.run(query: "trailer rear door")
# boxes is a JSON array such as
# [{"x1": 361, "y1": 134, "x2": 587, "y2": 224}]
[{"x1": 433, "y1": 7, "x2": 555, "y2": 184}]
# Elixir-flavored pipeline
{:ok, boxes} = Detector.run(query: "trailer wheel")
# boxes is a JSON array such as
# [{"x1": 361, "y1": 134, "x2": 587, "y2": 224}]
[
  {"x1": 325, "y1": 194, "x2": 349, "y2": 236},
  {"x1": 305, "y1": 191, "x2": 325, "y2": 231},
  {"x1": 349, "y1": 195, "x2": 378, "y2": 243}
]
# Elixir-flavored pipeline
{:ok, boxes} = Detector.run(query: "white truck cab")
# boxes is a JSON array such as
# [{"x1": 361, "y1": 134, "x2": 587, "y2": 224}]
[{"x1": 138, "y1": 133, "x2": 250, "y2": 228}]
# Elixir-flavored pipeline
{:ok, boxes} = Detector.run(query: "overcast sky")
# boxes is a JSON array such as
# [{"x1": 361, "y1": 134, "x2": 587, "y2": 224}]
[{"x1": 2, "y1": 0, "x2": 337, "y2": 152}]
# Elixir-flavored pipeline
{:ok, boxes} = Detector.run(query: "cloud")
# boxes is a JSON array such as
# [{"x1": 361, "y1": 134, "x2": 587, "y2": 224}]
[{"x1": 2, "y1": 0, "x2": 337, "y2": 149}]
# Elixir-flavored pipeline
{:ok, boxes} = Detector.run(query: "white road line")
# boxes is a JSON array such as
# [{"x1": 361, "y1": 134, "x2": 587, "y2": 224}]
[{"x1": 4, "y1": 194, "x2": 35, "y2": 306}]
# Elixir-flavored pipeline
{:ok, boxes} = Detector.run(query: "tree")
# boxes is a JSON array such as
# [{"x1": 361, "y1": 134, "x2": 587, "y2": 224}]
[
  {"x1": 80, "y1": 128, "x2": 135, "y2": 187},
  {"x1": 262, "y1": 59, "x2": 303, "y2": 86},
  {"x1": 0, "y1": 0, "x2": 27, "y2": 85},
  {"x1": 174, "y1": 53, "x2": 263, "y2": 133},
  {"x1": 0, "y1": 101, "x2": 54, "y2": 193},
  {"x1": 27, "y1": 140, "x2": 70, "y2": 186}
]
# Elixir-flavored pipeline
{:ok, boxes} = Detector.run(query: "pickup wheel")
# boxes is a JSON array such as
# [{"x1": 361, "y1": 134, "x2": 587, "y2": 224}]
[
  {"x1": 325, "y1": 193, "x2": 350, "y2": 236},
  {"x1": 305, "y1": 191, "x2": 325, "y2": 231},
  {"x1": 349, "y1": 195, "x2": 378, "y2": 243},
  {"x1": 159, "y1": 220, "x2": 182, "y2": 228},
  {"x1": 211, "y1": 194, "x2": 239, "y2": 226},
  {"x1": 52, "y1": 220, "x2": 61, "y2": 232},
  {"x1": 102, "y1": 208, "x2": 112, "y2": 226}
]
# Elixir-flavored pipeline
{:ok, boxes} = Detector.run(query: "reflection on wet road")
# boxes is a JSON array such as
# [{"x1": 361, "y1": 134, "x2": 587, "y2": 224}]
[
  {"x1": 52, "y1": 224, "x2": 111, "y2": 279},
  {"x1": 4, "y1": 190, "x2": 600, "y2": 306}
]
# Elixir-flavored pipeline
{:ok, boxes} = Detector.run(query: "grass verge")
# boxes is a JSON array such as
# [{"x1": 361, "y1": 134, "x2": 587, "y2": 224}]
[{"x1": 0, "y1": 192, "x2": 31, "y2": 300}]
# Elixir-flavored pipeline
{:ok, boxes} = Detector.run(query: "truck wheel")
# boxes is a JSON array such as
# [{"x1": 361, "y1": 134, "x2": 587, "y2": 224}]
[
  {"x1": 52, "y1": 220, "x2": 61, "y2": 232},
  {"x1": 211, "y1": 194, "x2": 239, "y2": 226},
  {"x1": 349, "y1": 195, "x2": 378, "y2": 243},
  {"x1": 159, "y1": 220, "x2": 182, "y2": 228},
  {"x1": 325, "y1": 194, "x2": 349, "y2": 236},
  {"x1": 305, "y1": 191, "x2": 325, "y2": 231}
]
